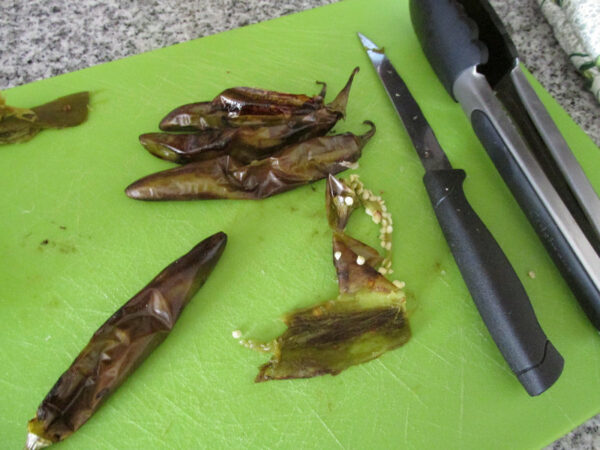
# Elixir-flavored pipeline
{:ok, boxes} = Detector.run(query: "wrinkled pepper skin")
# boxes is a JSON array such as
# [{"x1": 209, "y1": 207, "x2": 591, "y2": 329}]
[
  {"x1": 141, "y1": 107, "x2": 343, "y2": 165},
  {"x1": 212, "y1": 81, "x2": 326, "y2": 116},
  {"x1": 140, "y1": 128, "x2": 239, "y2": 163},
  {"x1": 0, "y1": 92, "x2": 89, "y2": 145},
  {"x1": 159, "y1": 67, "x2": 359, "y2": 132},
  {"x1": 26, "y1": 232, "x2": 227, "y2": 449},
  {"x1": 250, "y1": 175, "x2": 410, "y2": 382},
  {"x1": 126, "y1": 122, "x2": 375, "y2": 201}
]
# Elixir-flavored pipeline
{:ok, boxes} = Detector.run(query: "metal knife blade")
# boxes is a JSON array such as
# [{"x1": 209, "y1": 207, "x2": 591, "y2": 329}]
[
  {"x1": 358, "y1": 32, "x2": 564, "y2": 396},
  {"x1": 357, "y1": 32, "x2": 450, "y2": 171}
]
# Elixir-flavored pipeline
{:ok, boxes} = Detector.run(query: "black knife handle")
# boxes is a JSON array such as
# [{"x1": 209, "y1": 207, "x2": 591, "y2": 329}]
[
  {"x1": 423, "y1": 167, "x2": 564, "y2": 396},
  {"x1": 471, "y1": 110, "x2": 600, "y2": 329}
]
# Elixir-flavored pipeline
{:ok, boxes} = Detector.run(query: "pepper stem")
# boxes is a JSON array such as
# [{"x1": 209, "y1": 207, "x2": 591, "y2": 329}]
[
  {"x1": 325, "y1": 66, "x2": 360, "y2": 118},
  {"x1": 358, "y1": 120, "x2": 376, "y2": 145},
  {"x1": 315, "y1": 81, "x2": 327, "y2": 99}
]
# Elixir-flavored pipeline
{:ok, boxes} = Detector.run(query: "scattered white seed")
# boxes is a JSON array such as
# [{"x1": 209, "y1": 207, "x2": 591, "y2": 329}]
[
  {"x1": 393, "y1": 280, "x2": 406, "y2": 289},
  {"x1": 232, "y1": 330, "x2": 242, "y2": 339},
  {"x1": 366, "y1": 208, "x2": 373, "y2": 216},
  {"x1": 386, "y1": 225, "x2": 393, "y2": 233},
  {"x1": 528, "y1": 270, "x2": 536, "y2": 279},
  {"x1": 344, "y1": 196, "x2": 354, "y2": 206},
  {"x1": 385, "y1": 242, "x2": 392, "y2": 250},
  {"x1": 334, "y1": 251, "x2": 342, "y2": 260},
  {"x1": 378, "y1": 267, "x2": 388, "y2": 275},
  {"x1": 356, "y1": 255, "x2": 366, "y2": 265}
]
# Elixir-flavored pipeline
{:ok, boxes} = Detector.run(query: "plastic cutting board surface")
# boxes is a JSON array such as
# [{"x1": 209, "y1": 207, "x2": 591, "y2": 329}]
[{"x1": 1, "y1": 0, "x2": 600, "y2": 448}]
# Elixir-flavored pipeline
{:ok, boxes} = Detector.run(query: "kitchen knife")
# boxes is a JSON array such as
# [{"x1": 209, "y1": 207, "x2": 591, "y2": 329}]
[
  {"x1": 409, "y1": 0, "x2": 600, "y2": 329},
  {"x1": 358, "y1": 32, "x2": 563, "y2": 396}
]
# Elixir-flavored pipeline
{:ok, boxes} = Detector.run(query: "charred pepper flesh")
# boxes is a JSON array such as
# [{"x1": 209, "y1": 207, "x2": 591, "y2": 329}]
[
  {"x1": 237, "y1": 175, "x2": 410, "y2": 381},
  {"x1": 0, "y1": 92, "x2": 89, "y2": 145}
]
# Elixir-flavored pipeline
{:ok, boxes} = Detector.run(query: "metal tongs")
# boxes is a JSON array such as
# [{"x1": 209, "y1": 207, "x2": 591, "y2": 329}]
[{"x1": 409, "y1": 0, "x2": 600, "y2": 329}]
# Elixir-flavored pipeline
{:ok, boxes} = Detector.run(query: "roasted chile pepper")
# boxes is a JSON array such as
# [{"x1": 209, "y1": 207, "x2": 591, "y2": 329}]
[
  {"x1": 25, "y1": 232, "x2": 227, "y2": 449},
  {"x1": 237, "y1": 175, "x2": 410, "y2": 381},
  {"x1": 126, "y1": 122, "x2": 375, "y2": 201},
  {"x1": 140, "y1": 106, "x2": 347, "y2": 165},
  {"x1": 158, "y1": 67, "x2": 359, "y2": 132},
  {"x1": 0, "y1": 92, "x2": 89, "y2": 145},
  {"x1": 212, "y1": 81, "x2": 327, "y2": 116}
]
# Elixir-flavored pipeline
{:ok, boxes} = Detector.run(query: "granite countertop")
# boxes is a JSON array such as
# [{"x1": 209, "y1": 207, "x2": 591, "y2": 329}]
[{"x1": 1, "y1": 0, "x2": 599, "y2": 448}]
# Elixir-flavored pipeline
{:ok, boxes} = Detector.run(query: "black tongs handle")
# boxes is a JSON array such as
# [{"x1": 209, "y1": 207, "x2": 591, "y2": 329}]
[
  {"x1": 424, "y1": 168, "x2": 563, "y2": 396},
  {"x1": 410, "y1": 0, "x2": 488, "y2": 99},
  {"x1": 470, "y1": 110, "x2": 600, "y2": 327},
  {"x1": 408, "y1": 0, "x2": 566, "y2": 395},
  {"x1": 410, "y1": 0, "x2": 600, "y2": 331}
]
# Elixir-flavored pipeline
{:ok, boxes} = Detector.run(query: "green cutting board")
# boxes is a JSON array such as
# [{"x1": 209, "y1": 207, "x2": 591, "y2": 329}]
[{"x1": 2, "y1": 0, "x2": 599, "y2": 448}]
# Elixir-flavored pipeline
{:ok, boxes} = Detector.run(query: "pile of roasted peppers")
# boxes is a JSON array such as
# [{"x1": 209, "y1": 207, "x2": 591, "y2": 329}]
[
  {"x1": 26, "y1": 233, "x2": 227, "y2": 449},
  {"x1": 0, "y1": 91, "x2": 89, "y2": 145},
  {"x1": 23, "y1": 70, "x2": 396, "y2": 448},
  {"x1": 125, "y1": 68, "x2": 376, "y2": 200},
  {"x1": 236, "y1": 174, "x2": 411, "y2": 381}
]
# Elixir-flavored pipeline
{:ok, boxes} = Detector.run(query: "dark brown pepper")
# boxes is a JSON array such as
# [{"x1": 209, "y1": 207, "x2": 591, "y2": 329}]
[
  {"x1": 141, "y1": 106, "x2": 343, "y2": 165},
  {"x1": 158, "y1": 67, "x2": 358, "y2": 132},
  {"x1": 26, "y1": 232, "x2": 227, "y2": 449},
  {"x1": 126, "y1": 122, "x2": 375, "y2": 201},
  {"x1": 212, "y1": 81, "x2": 326, "y2": 116}
]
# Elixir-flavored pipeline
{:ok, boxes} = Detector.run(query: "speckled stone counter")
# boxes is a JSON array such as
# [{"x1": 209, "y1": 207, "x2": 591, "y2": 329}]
[{"x1": 1, "y1": 0, "x2": 599, "y2": 447}]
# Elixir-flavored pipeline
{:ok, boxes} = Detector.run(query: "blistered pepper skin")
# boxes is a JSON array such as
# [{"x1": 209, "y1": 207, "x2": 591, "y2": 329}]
[
  {"x1": 126, "y1": 122, "x2": 375, "y2": 201},
  {"x1": 141, "y1": 107, "x2": 342, "y2": 165},
  {"x1": 158, "y1": 68, "x2": 358, "y2": 132},
  {"x1": 212, "y1": 82, "x2": 326, "y2": 116},
  {"x1": 26, "y1": 232, "x2": 227, "y2": 448}
]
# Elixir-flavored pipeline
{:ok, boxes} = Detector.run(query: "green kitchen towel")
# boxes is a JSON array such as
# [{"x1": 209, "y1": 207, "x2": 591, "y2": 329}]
[{"x1": 538, "y1": 0, "x2": 600, "y2": 103}]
